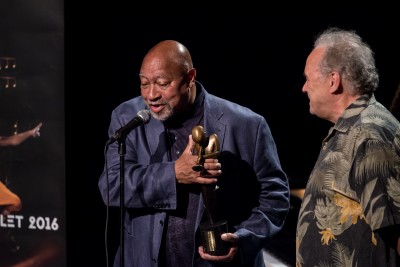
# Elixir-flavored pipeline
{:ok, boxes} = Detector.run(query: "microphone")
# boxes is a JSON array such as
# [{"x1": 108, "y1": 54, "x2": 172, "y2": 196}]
[{"x1": 107, "y1": 109, "x2": 151, "y2": 145}]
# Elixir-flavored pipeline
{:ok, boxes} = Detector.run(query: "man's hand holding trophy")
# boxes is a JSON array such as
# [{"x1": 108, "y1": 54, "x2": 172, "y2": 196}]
[{"x1": 191, "y1": 125, "x2": 230, "y2": 256}]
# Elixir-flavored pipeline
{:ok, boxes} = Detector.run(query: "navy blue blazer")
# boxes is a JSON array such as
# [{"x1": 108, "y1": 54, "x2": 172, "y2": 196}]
[{"x1": 99, "y1": 83, "x2": 290, "y2": 267}]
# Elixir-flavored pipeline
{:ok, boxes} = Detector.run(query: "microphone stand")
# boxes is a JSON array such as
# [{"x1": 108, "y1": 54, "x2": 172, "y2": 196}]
[
  {"x1": 108, "y1": 110, "x2": 150, "y2": 267},
  {"x1": 117, "y1": 139, "x2": 126, "y2": 267}
]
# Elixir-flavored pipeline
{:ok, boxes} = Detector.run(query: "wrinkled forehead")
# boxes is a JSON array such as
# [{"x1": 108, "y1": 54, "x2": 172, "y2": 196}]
[
  {"x1": 140, "y1": 53, "x2": 185, "y2": 79},
  {"x1": 305, "y1": 47, "x2": 325, "y2": 73}
]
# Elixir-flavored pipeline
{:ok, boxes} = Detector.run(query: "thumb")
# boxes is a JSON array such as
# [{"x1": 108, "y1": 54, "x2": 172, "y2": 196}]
[
  {"x1": 186, "y1": 135, "x2": 195, "y2": 154},
  {"x1": 222, "y1": 233, "x2": 238, "y2": 241}
]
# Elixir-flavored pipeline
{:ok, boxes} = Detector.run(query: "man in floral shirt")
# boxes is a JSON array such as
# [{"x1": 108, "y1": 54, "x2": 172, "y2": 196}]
[{"x1": 297, "y1": 27, "x2": 400, "y2": 267}]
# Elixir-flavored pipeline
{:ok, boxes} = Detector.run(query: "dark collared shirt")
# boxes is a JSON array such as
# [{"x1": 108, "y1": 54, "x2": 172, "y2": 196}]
[{"x1": 161, "y1": 86, "x2": 205, "y2": 267}]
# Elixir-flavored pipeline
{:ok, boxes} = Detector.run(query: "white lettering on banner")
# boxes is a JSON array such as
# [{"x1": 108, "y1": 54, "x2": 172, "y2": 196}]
[
  {"x1": 28, "y1": 216, "x2": 59, "y2": 230},
  {"x1": 0, "y1": 214, "x2": 23, "y2": 228},
  {"x1": 0, "y1": 215, "x2": 59, "y2": 231}
]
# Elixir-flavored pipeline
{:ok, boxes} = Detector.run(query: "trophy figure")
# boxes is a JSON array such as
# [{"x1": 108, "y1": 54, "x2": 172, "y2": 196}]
[{"x1": 192, "y1": 125, "x2": 230, "y2": 256}]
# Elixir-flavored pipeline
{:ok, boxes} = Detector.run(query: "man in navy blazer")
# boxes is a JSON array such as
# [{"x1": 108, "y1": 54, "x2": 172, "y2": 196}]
[{"x1": 99, "y1": 40, "x2": 290, "y2": 267}]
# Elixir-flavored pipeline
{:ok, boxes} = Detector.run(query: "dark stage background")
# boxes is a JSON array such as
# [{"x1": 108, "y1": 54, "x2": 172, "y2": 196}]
[{"x1": 66, "y1": 8, "x2": 400, "y2": 267}]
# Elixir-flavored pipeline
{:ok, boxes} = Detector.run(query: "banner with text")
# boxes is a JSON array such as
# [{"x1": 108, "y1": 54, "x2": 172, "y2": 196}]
[{"x1": 0, "y1": 1, "x2": 65, "y2": 266}]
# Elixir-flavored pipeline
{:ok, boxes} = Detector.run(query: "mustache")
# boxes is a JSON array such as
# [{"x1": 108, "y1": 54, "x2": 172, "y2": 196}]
[{"x1": 147, "y1": 100, "x2": 167, "y2": 106}]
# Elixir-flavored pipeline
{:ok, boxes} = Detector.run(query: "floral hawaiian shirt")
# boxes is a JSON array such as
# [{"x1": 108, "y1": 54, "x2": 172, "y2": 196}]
[{"x1": 296, "y1": 94, "x2": 400, "y2": 267}]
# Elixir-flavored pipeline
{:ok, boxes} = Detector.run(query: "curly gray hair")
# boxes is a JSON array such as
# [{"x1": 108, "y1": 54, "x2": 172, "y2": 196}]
[{"x1": 314, "y1": 27, "x2": 379, "y2": 95}]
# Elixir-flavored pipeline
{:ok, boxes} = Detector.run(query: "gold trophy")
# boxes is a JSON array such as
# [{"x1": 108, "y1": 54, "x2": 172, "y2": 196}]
[{"x1": 192, "y1": 125, "x2": 230, "y2": 256}]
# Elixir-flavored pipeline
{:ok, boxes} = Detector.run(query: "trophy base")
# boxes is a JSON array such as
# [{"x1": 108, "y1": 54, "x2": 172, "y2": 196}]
[{"x1": 200, "y1": 220, "x2": 230, "y2": 256}]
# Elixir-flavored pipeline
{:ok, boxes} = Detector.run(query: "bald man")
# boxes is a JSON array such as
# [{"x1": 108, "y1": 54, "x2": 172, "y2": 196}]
[{"x1": 99, "y1": 40, "x2": 289, "y2": 267}]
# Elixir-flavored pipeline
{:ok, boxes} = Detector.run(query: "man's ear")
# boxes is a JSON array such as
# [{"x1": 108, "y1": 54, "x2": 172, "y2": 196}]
[
  {"x1": 186, "y1": 68, "x2": 196, "y2": 86},
  {"x1": 329, "y1": 71, "x2": 341, "y2": 93}
]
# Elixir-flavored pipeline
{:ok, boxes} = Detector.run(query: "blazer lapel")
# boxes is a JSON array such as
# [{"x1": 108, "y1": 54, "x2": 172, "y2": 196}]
[{"x1": 145, "y1": 118, "x2": 169, "y2": 163}]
